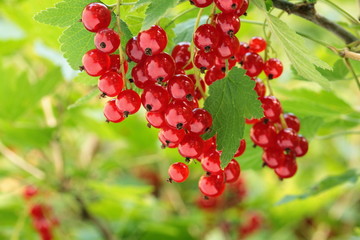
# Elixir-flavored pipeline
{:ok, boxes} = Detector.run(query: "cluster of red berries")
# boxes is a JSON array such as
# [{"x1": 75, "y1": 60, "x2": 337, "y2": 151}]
[
  {"x1": 23, "y1": 186, "x2": 59, "y2": 240},
  {"x1": 81, "y1": 2, "x2": 130, "y2": 108}
]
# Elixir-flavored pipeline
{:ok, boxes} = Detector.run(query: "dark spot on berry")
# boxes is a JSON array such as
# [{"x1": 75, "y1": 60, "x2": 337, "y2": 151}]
[
  {"x1": 105, "y1": 119, "x2": 110, "y2": 123},
  {"x1": 145, "y1": 48, "x2": 152, "y2": 56},
  {"x1": 147, "y1": 123, "x2": 152, "y2": 128},
  {"x1": 244, "y1": 12, "x2": 247, "y2": 16},
  {"x1": 100, "y1": 42, "x2": 106, "y2": 48},
  {"x1": 127, "y1": 58, "x2": 132, "y2": 62},
  {"x1": 253, "y1": 144, "x2": 257, "y2": 148},
  {"x1": 268, "y1": 74, "x2": 274, "y2": 80},
  {"x1": 205, "y1": 127, "x2": 211, "y2": 133},
  {"x1": 145, "y1": 104, "x2": 152, "y2": 111},
  {"x1": 262, "y1": 162, "x2": 267, "y2": 168},
  {"x1": 185, "y1": 158, "x2": 191, "y2": 163},
  {"x1": 79, "y1": 66, "x2": 85, "y2": 71},
  {"x1": 203, "y1": 195, "x2": 209, "y2": 200},
  {"x1": 231, "y1": 3, "x2": 237, "y2": 9},
  {"x1": 157, "y1": 77, "x2": 164, "y2": 83},
  {"x1": 161, "y1": 143, "x2": 166, "y2": 149},
  {"x1": 186, "y1": 94, "x2": 193, "y2": 101},
  {"x1": 200, "y1": 67, "x2": 207, "y2": 73},
  {"x1": 230, "y1": 56, "x2": 235, "y2": 60},
  {"x1": 221, "y1": 67, "x2": 226, "y2": 72},
  {"x1": 165, "y1": 140, "x2": 171, "y2": 146},
  {"x1": 78, "y1": 19, "x2": 82, "y2": 22},
  {"x1": 167, "y1": 178, "x2": 173, "y2": 183},
  {"x1": 123, "y1": 111, "x2": 129, "y2": 118},
  {"x1": 176, "y1": 123, "x2": 183, "y2": 130},
  {"x1": 129, "y1": 78, "x2": 134, "y2": 83},
  {"x1": 189, "y1": 0, "x2": 194, "y2": 5},
  {"x1": 263, "y1": 118, "x2": 270, "y2": 124},
  {"x1": 204, "y1": 46, "x2": 211, "y2": 52},
  {"x1": 99, "y1": 93, "x2": 106, "y2": 99},
  {"x1": 239, "y1": 61, "x2": 244, "y2": 65},
  {"x1": 228, "y1": 30, "x2": 234, "y2": 38},
  {"x1": 206, "y1": 171, "x2": 211, "y2": 176}
]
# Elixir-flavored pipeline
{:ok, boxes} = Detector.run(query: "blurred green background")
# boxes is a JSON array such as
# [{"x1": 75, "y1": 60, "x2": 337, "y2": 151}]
[{"x1": 0, "y1": 0, "x2": 359, "y2": 239}]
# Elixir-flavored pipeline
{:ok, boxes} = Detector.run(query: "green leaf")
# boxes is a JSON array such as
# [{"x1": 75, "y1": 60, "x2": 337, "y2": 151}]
[
  {"x1": 120, "y1": 19, "x2": 133, "y2": 44},
  {"x1": 277, "y1": 170, "x2": 359, "y2": 205},
  {"x1": 142, "y1": 0, "x2": 178, "y2": 30},
  {"x1": 159, "y1": 18, "x2": 176, "y2": 52},
  {"x1": 132, "y1": 0, "x2": 151, "y2": 10},
  {"x1": 68, "y1": 88, "x2": 99, "y2": 110},
  {"x1": 59, "y1": 22, "x2": 94, "y2": 70},
  {"x1": 174, "y1": 16, "x2": 208, "y2": 43},
  {"x1": 252, "y1": 0, "x2": 331, "y2": 90},
  {"x1": 72, "y1": 72, "x2": 97, "y2": 86},
  {"x1": 203, "y1": 67, "x2": 263, "y2": 167},
  {"x1": 34, "y1": 0, "x2": 94, "y2": 27},
  {"x1": 265, "y1": 0, "x2": 273, "y2": 11},
  {"x1": 298, "y1": 116, "x2": 323, "y2": 140}
]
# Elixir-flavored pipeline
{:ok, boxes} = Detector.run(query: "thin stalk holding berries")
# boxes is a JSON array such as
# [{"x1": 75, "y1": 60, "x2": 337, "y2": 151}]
[{"x1": 116, "y1": 0, "x2": 131, "y2": 89}]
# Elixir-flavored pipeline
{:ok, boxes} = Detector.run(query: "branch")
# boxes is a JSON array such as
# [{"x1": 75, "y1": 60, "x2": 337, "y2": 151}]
[
  {"x1": 75, "y1": 195, "x2": 117, "y2": 240},
  {"x1": 271, "y1": 0, "x2": 358, "y2": 44}
]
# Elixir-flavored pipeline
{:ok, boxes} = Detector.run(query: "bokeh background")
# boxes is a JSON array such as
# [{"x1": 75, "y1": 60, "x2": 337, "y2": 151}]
[{"x1": 0, "y1": 0, "x2": 359, "y2": 239}]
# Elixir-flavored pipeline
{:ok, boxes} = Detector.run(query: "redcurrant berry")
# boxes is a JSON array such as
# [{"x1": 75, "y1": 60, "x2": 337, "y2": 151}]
[
  {"x1": 283, "y1": 113, "x2": 300, "y2": 133},
  {"x1": 109, "y1": 54, "x2": 128, "y2": 73},
  {"x1": 146, "y1": 112, "x2": 166, "y2": 128},
  {"x1": 194, "y1": 24, "x2": 220, "y2": 52},
  {"x1": 189, "y1": 108, "x2": 213, "y2": 134},
  {"x1": 294, "y1": 135, "x2": 308, "y2": 157},
  {"x1": 131, "y1": 62, "x2": 153, "y2": 89},
  {"x1": 190, "y1": 0, "x2": 213, "y2": 8},
  {"x1": 98, "y1": 71, "x2": 124, "y2": 97},
  {"x1": 178, "y1": 133, "x2": 204, "y2": 159},
  {"x1": 234, "y1": 139, "x2": 246, "y2": 157},
  {"x1": 141, "y1": 85, "x2": 170, "y2": 112},
  {"x1": 215, "y1": 35, "x2": 239, "y2": 59},
  {"x1": 201, "y1": 151, "x2": 222, "y2": 174},
  {"x1": 168, "y1": 162, "x2": 189, "y2": 183},
  {"x1": 275, "y1": 155, "x2": 297, "y2": 179},
  {"x1": 260, "y1": 96, "x2": 282, "y2": 121},
  {"x1": 235, "y1": 0, "x2": 249, "y2": 16},
  {"x1": 224, "y1": 159, "x2": 240, "y2": 183},
  {"x1": 250, "y1": 120, "x2": 277, "y2": 148},
  {"x1": 164, "y1": 100, "x2": 193, "y2": 129},
  {"x1": 167, "y1": 74, "x2": 195, "y2": 101},
  {"x1": 235, "y1": 42, "x2": 250, "y2": 63},
  {"x1": 254, "y1": 78, "x2": 266, "y2": 98},
  {"x1": 172, "y1": 42, "x2": 192, "y2": 70},
  {"x1": 115, "y1": 90, "x2": 141, "y2": 117},
  {"x1": 160, "y1": 125, "x2": 186, "y2": 145},
  {"x1": 215, "y1": 12, "x2": 240, "y2": 37},
  {"x1": 262, "y1": 147, "x2": 285, "y2": 168},
  {"x1": 138, "y1": 25, "x2": 167, "y2": 56},
  {"x1": 277, "y1": 128, "x2": 299, "y2": 151},
  {"x1": 249, "y1": 37, "x2": 267, "y2": 53},
  {"x1": 94, "y1": 28, "x2": 120, "y2": 54},
  {"x1": 264, "y1": 58, "x2": 283, "y2": 79},
  {"x1": 104, "y1": 100, "x2": 125, "y2": 123},
  {"x1": 126, "y1": 37, "x2": 146, "y2": 63},
  {"x1": 82, "y1": 49, "x2": 110, "y2": 77},
  {"x1": 242, "y1": 52, "x2": 264, "y2": 78},
  {"x1": 23, "y1": 185, "x2": 38, "y2": 200},
  {"x1": 144, "y1": 52, "x2": 176, "y2": 82},
  {"x1": 194, "y1": 50, "x2": 215, "y2": 72},
  {"x1": 82, "y1": 3, "x2": 111, "y2": 32},
  {"x1": 198, "y1": 173, "x2": 226, "y2": 197},
  {"x1": 205, "y1": 67, "x2": 225, "y2": 85},
  {"x1": 214, "y1": 0, "x2": 244, "y2": 13}
]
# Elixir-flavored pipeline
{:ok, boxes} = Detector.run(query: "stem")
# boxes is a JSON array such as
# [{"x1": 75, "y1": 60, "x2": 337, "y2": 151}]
[
  {"x1": 0, "y1": 141, "x2": 45, "y2": 179},
  {"x1": 165, "y1": 7, "x2": 197, "y2": 29},
  {"x1": 271, "y1": 0, "x2": 358, "y2": 44},
  {"x1": 344, "y1": 58, "x2": 360, "y2": 90},
  {"x1": 320, "y1": 0, "x2": 359, "y2": 25},
  {"x1": 75, "y1": 194, "x2": 117, "y2": 240},
  {"x1": 265, "y1": 78, "x2": 274, "y2": 96},
  {"x1": 10, "y1": 207, "x2": 27, "y2": 240},
  {"x1": 116, "y1": 0, "x2": 130, "y2": 89},
  {"x1": 189, "y1": 8, "x2": 207, "y2": 99}
]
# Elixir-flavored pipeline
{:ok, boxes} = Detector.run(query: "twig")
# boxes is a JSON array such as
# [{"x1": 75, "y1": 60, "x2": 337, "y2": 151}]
[
  {"x1": 165, "y1": 7, "x2": 197, "y2": 29},
  {"x1": 75, "y1": 194, "x2": 117, "y2": 240},
  {"x1": 0, "y1": 142, "x2": 45, "y2": 179},
  {"x1": 343, "y1": 58, "x2": 360, "y2": 90},
  {"x1": 271, "y1": 0, "x2": 358, "y2": 44}
]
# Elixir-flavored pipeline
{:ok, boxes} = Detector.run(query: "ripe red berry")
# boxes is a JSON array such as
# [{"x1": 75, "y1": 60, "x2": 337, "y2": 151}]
[
  {"x1": 146, "y1": 112, "x2": 166, "y2": 128},
  {"x1": 159, "y1": 126, "x2": 186, "y2": 146},
  {"x1": 168, "y1": 162, "x2": 189, "y2": 183},
  {"x1": 214, "y1": 55, "x2": 237, "y2": 71},
  {"x1": 235, "y1": 42, "x2": 250, "y2": 63},
  {"x1": 242, "y1": 52, "x2": 264, "y2": 77},
  {"x1": 167, "y1": 74, "x2": 195, "y2": 101},
  {"x1": 198, "y1": 137, "x2": 216, "y2": 161},
  {"x1": 178, "y1": 133, "x2": 204, "y2": 159},
  {"x1": 189, "y1": 108, "x2": 213, "y2": 134},
  {"x1": 115, "y1": 90, "x2": 141, "y2": 117},
  {"x1": 215, "y1": 12, "x2": 241, "y2": 37},
  {"x1": 104, "y1": 99, "x2": 125, "y2": 123},
  {"x1": 196, "y1": 195, "x2": 219, "y2": 210},
  {"x1": 164, "y1": 100, "x2": 193, "y2": 129},
  {"x1": 141, "y1": 85, "x2": 170, "y2": 112},
  {"x1": 215, "y1": 35, "x2": 239, "y2": 59},
  {"x1": 138, "y1": 25, "x2": 167, "y2": 56},
  {"x1": 235, "y1": 0, "x2": 249, "y2": 16},
  {"x1": 109, "y1": 54, "x2": 128, "y2": 73},
  {"x1": 205, "y1": 67, "x2": 225, "y2": 85},
  {"x1": 277, "y1": 128, "x2": 299, "y2": 151},
  {"x1": 131, "y1": 62, "x2": 153, "y2": 89},
  {"x1": 264, "y1": 58, "x2": 283, "y2": 79},
  {"x1": 198, "y1": 173, "x2": 226, "y2": 197},
  {"x1": 283, "y1": 113, "x2": 300, "y2": 133},
  {"x1": 275, "y1": 155, "x2": 297, "y2": 179},
  {"x1": 254, "y1": 78, "x2": 266, "y2": 98},
  {"x1": 126, "y1": 37, "x2": 146, "y2": 63},
  {"x1": 144, "y1": 52, "x2": 176, "y2": 82},
  {"x1": 234, "y1": 139, "x2": 246, "y2": 157},
  {"x1": 82, "y1": 49, "x2": 110, "y2": 76},
  {"x1": 260, "y1": 96, "x2": 282, "y2": 121},
  {"x1": 23, "y1": 185, "x2": 38, "y2": 200},
  {"x1": 201, "y1": 151, "x2": 222, "y2": 174},
  {"x1": 294, "y1": 135, "x2": 308, "y2": 157},
  {"x1": 190, "y1": 0, "x2": 213, "y2": 8},
  {"x1": 82, "y1": 3, "x2": 111, "y2": 32},
  {"x1": 194, "y1": 50, "x2": 215, "y2": 72},
  {"x1": 224, "y1": 159, "x2": 241, "y2": 183},
  {"x1": 262, "y1": 147, "x2": 285, "y2": 168},
  {"x1": 214, "y1": 0, "x2": 244, "y2": 13},
  {"x1": 249, "y1": 37, "x2": 267, "y2": 53},
  {"x1": 98, "y1": 71, "x2": 124, "y2": 97},
  {"x1": 250, "y1": 120, "x2": 277, "y2": 148},
  {"x1": 171, "y1": 42, "x2": 192, "y2": 70},
  {"x1": 30, "y1": 204, "x2": 46, "y2": 219},
  {"x1": 159, "y1": 133, "x2": 179, "y2": 148},
  {"x1": 194, "y1": 24, "x2": 220, "y2": 52},
  {"x1": 94, "y1": 28, "x2": 120, "y2": 54}
]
